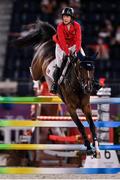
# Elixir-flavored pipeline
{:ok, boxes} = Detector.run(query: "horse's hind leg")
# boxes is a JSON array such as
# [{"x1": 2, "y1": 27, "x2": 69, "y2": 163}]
[
  {"x1": 67, "y1": 105, "x2": 91, "y2": 150},
  {"x1": 82, "y1": 104, "x2": 101, "y2": 157}
]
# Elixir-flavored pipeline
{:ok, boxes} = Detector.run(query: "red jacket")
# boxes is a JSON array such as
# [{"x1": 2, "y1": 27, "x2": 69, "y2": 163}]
[{"x1": 53, "y1": 21, "x2": 82, "y2": 55}]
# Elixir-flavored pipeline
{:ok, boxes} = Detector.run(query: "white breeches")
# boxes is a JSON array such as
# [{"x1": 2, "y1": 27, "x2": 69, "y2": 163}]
[{"x1": 56, "y1": 44, "x2": 85, "y2": 68}]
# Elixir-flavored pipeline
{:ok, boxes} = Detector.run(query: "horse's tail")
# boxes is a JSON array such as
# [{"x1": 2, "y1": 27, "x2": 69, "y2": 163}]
[
  {"x1": 10, "y1": 20, "x2": 56, "y2": 48},
  {"x1": 10, "y1": 29, "x2": 42, "y2": 48}
]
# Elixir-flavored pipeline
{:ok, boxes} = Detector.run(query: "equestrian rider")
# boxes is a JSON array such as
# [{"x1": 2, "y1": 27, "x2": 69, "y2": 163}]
[
  {"x1": 50, "y1": 7, "x2": 85, "y2": 94},
  {"x1": 50, "y1": 7, "x2": 101, "y2": 94}
]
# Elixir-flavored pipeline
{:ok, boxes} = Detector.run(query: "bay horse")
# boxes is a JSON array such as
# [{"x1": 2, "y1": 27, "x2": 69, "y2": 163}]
[{"x1": 13, "y1": 20, "x2": 101, "y2": 158}]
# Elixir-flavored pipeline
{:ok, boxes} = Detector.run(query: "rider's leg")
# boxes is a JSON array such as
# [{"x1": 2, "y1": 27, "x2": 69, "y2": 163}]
[
  {"x1": 50, "y1": 44, "x2": 64, "y2": 94},
  {"x1": 50, "y1": 66, "x2": 60, "y2": 94}
]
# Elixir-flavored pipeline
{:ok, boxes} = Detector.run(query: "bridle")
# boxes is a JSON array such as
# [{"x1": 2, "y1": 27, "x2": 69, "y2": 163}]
[{"x1": 72, "y1": 57, "x2": 94, "y2": 94}]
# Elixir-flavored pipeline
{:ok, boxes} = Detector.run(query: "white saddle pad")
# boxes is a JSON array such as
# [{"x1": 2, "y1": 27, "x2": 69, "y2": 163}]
[{"x1": 46, "y1": 59, "x2": 56, "y2": 81}]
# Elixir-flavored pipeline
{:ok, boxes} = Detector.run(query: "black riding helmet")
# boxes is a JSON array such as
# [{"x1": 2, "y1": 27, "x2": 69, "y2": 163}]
[{"x1": 62, "y1": 7, "x2": 74, "y2": 18}]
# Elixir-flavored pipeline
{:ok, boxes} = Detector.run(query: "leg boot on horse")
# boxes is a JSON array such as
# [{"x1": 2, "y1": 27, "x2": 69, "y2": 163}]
[{"x1": 50, "y1": 66, "x2": 60, "y2": 94}]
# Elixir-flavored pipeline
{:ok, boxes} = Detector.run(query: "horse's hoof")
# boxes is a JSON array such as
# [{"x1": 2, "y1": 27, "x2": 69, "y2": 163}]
[
  {"x1": 95, "y1": 151, "x2": 101, "y2": 159},
  {"x1": 92, "y1": 151, "x2": 101, "y2": 159}
]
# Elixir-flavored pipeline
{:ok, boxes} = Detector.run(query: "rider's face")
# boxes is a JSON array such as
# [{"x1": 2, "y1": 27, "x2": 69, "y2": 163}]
[{"x1": 63, "y1": 15, "x2": 72, "y2": 24}]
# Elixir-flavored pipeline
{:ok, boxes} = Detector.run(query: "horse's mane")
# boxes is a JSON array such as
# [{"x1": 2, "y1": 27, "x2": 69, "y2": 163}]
[{"x1": 12, "y1": 20, "x2": 56, "y2": 48}]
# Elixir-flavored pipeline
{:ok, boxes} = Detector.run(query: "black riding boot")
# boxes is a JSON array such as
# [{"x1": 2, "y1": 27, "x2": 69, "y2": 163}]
[{"x1": 50, "y1": 66, "x2": 60, "y2": 94}]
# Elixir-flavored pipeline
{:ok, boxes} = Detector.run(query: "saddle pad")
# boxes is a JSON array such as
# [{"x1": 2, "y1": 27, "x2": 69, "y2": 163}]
[{"x1": 46, "y1": 59, "x2": 56, "y2": 81}]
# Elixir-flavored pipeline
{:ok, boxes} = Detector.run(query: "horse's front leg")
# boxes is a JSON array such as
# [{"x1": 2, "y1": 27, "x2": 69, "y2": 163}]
[
  {"x1": 67, "y1": 105, "x2": 92, "y2": 151},
  {"x1": 82, "y1": 104, "x2": 101, "y2": 158}
]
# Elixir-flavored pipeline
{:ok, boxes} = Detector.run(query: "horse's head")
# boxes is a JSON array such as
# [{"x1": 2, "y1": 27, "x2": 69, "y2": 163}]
[{"x1": 75, "y1": 58, "x2": 95, "y2": 94}]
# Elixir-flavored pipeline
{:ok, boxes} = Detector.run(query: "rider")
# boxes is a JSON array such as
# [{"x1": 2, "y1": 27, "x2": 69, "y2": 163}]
[
  {"x1": 50, "y1": 7, "x2": 85, "y2": 94},
  {"x1": 50, "y1": 7, "x2": 101, "y2": 94}
]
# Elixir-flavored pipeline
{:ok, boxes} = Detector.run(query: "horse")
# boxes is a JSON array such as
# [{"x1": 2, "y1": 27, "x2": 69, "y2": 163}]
[{"x1": 13, "y1": 20, "x2": 101, "y2": 158}]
